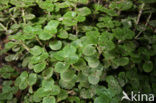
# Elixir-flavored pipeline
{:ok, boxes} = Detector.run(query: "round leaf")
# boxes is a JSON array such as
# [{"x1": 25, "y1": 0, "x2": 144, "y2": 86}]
[
  {"x1": 61, "y1": 70, "x2": 75, "y2": 81},
  {"x1": 49, "y1": 40, "x2": 62, "y2": 50},
  {"x1": 28, "y1": 73, "x2": 37, "y2": 86},
  {"x1": 55, "y1": 62, "x2": 70, "y2": 73},
  {"x1": 33, "y1": 62, "x2": 46, "y2": 73},
  {"x1": 43, "y1": 96, "x2": 56, "y2": 103},
  {"x1": 30, "y1": 46, "x2": 43, "y2": 56},
  {"x1": 42, "y1": 67, "x2": 53, "y2": 79},
  {"x1": 83, "y1": 45, "x2": 97, "y2": 56},
  {"x1": 143, "y1": 61, "x2": 153, "y2": 73},
  {"x1": 88, "y1": 75, "x2": 100, "y2": 85}
]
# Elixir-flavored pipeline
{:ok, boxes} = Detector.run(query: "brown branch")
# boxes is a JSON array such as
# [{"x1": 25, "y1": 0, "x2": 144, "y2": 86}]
[
  {"x1": 20, "y1": 40, "x2": 30, "y2": 52},
  {"x1": 35, "y1": 35, "x2": 43, "y2": 46},
  {"x1": 136, "y1": 3, "x2": 145, "y2": 25},
  {"x1": 0, "y1": 23, "x2": 8, "y2": 32},
  {"x1": 135, "y1": 13, "x2": 152, "y2": 39}
]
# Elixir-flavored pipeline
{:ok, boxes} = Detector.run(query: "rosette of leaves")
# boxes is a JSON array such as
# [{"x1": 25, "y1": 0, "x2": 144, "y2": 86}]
[
  {"x1": 98, "y1": 31, "x2": 115, "y2": 51},
  {"x1": 88, "y1": 65, "x2": 103, "y2": 85},
  {"x1": 15, "y1": 71, "x2": 37, "y2": 91},
  {"x1": 62, "y1": 7, "x2": 91, "y2": 26},
  {"x1": 29, "y1": 46, "x2": 49, "y2": 73},
  {"x1": 0, "y1": 0, "x2": 156, "y2": 103},
  {"x1": 94, "y1": 76, "x2": 122, "y2": 103},
  {"x1": 53, "y1": 44, "x2": 79, "y2": 64},
  {"x1": 109, "y1": 0, "x2": 133, "y2": 11},
  {"x1": 97, "y1": 16, "x2": 114, "y2": 28},
  {"x1": 37, "y1": 0, "x2": 55, "y2": 12},
  {"x1": 0, "y1": 65, "x2": 18, "y2": 79},
  {"x1": 112, "y1": 27, "x2": 135, "y2": 41},
  {"x1": 32, "y1": 78, "x2": 60, "y2": 102},
  {"x1": 39, "y1": 20, "x2": 60, "y2": 40},
  {"x1": 0, "y1": 81, "x2": 18, "y2": 101}
]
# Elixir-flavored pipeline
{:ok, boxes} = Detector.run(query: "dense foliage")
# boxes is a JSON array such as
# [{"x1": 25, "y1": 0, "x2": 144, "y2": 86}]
[{"x1": 0, "y1": 0, "x2": 156, "y2": 103}]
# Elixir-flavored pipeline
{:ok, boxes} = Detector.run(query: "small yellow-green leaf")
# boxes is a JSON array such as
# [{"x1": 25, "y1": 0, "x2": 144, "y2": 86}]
[
  {"x1": 33, "y1": 62, "x2": 46, "y2": 73},
  {"x1": 143, "y1": 61, "x2": 153, "y2": 73},
  {"x1": 49, "y1": 40, "x2": 62, "y2": 50}
]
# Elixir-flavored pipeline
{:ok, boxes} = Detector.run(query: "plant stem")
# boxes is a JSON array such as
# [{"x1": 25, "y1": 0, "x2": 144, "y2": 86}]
[
  {"x1": 135, "y1": 13, "x2": 152, "y2": 39},
  {"x1": 22, "y1": 9, "x2": 26, "y2": 24},
  {"x1": 20, "y1": 41, "x2": 30, "y2": 52},
  {"x1": 75, "y1": 24, "x2": 78, "y2": 35},
  {"x1": 136, "y1": 3, "x2": 145, "y2": 25},
  {"x1": 0, "y1": 23, "x2": 7, "y2": 32},
  {"x1": 35, "y1": 35, "x2": 43, "y2": 46},
  {"x1": 11, "y1": 17, "x2": 17, "y2": 24},
  {"x1": 74, "y1": 4, "x2": 78, "y2": 35}
]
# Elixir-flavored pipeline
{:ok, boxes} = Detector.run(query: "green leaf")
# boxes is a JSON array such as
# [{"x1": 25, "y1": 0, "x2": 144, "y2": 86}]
[
  {"x1": 149, "y1": 20, "x2": 156, "y2": 27},
  {"x1": 56, "y1": 45, "x2": 79, "y2": 64},
  {"x1": 51, "y1": 85, "x2": 61, "y2": 95},
  {"x1": 59, "y1": 79, "x2": 75, "y2": 89},
  {"x1": 68, "y1": 96, "x2": 80, "y2": 103},
  {"x1": 43, "y1": 96, "x2": 56, "y2": 103},
  {"x1": 30, "y1": 46, "x2": 43, "y2": 56},
  {"x1": 80, "y1": 87, "x2": 96, "y2": 99},
  {"x1": 57, "y1": 30, "x2": 69, "y2": 39},
  {"x1": 49, "y1": 40, "x2": 62, "y2": 50},
  {"x1": 106, "y1": 76, "x2": 122, "y2": 95},
  {"x1": 4, "y1": 41, "x2": 15, "y2": 50},
  {"x1": 42, "y1": 79, "x2": 54, "y2": 91},
  {"x1": 28, "y1": 73, "x2": 37, "y2": 86},
  {"x1": 113, "y1": 57, "x2": 129, "y2": 66},
  {"x1": 120, "y1": 1, "x2": 133, "y2": 11},
  {"x1": 61, "y1": 69, "x2": 75, "y2": 82},
  {"x1": 97, "y1": 16, "x2": 114, "y2": 28},
  {"x1": 100, "y1": 7, "x2": 118, "y2": 16},
  {"x1": 19, "y1": 81, "x2": 28, "y2": 90},
  {"x1": 73, "y1": 58, "x2": 87, "y2": 70},
  {"x1": 34, "y1": 88, "x2": 51, "y2": 98},
  {"x1": 76, "y1": 15, "x2": 86, "y2": 22},
  {"x1": 57, "y1": 89, "x2": 68, "y2": 102},
  {"x1": 82, "y1": 45, "x2": 97, "y2": 56},
  {"x1": 68, "y1": 34, "x2": 78, "y2": 40},
  {"x1": 77, "y1": 0, "x2": 89, "y2": 4},
  {"x1": 33, "y1": 62, "x2": 46, "y2": 73},
  {"x1": 0, "y1": 65, "x2": 16, "y2": 79},
  {"x1": 62, "y1": 11, "x2": 77, "y2": 26},
  {"x1": 55, "y1": 62, "x2": 70, "y2": 73},
  {"x1": 23, "y1": 25, "x2": 42, "y2": 35},
  {"x1": 0, "y1": 81, "x2": 18, "y2": 100},
  {"x1": 0, "y1": 0, "x2": 9, "y2": 4},
  {"x1": 17, "y1": 71, "x2": 29, "y2": 90},
  {"x1": 24, "y1": 14, "x2": 35, "y2": 20},
  {"x1": 20, "y1": 71, "x2": 28, "y2": 81},
  {"x1": 85, "y1": 56, "x2": 100, "y2": 68},
  {"x1": 77, "y1": 7, "x2": 91, "y2": 16},
  {"x1": 143, "y1": 61, "x2": 153, "y2": 73},
  {"x1": 109, "y1": 1, "x2": 133, "y2": 11},
  {"x1": 88, "y1": 74, "x2": 100, "y2": 85},
  {"x1": 113, "y1": 27, "x2": 135, "y2": 40},
  {"x1": 42, "y1": 67, "x2": 53, "y2": 79},
  {"x1": 94, "y1": 96, "x2": 109, "y2": 103},
  {"x1": 38, "y1": 1, "x2": 54, "y2": 12},
  {"x1": 39, "y1": 31, "x2": 53, "y2": 40},
  {"x1": 31, "y1": 51, "x2": 49, "y2": 64},
  {"x1": 44, "y1": 20, "x2": 59, "y2": 34},
  {"x1": 86, "y1": 31, "x2": 100, "y2": 44},
  {"x1": 98, "y1": 32, "x2": 115, "y2": 51},
  {"x1": 96, "y1": 86, "x2": 114, "y2": 98},
  {"x1": 93, "y1": 3, "x2": 103, "y2": 12}
]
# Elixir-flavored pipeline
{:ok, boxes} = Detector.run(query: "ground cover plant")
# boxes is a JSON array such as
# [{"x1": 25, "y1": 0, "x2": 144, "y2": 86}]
[{"x1": 0, "y1": 0, "x2": 156, "y2": 103}]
